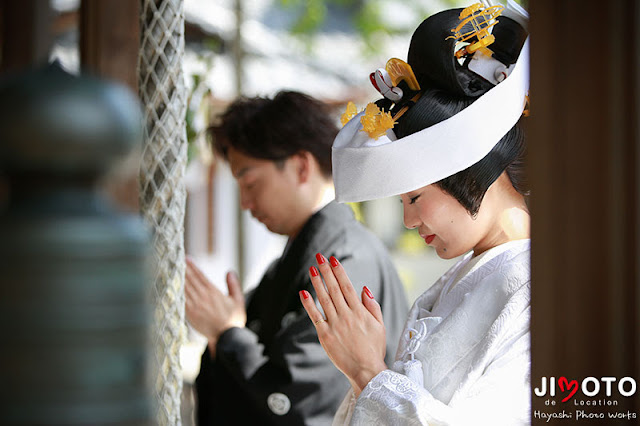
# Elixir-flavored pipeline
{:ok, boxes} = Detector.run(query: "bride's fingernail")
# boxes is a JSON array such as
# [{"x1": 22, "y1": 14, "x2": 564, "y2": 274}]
[
  {"x1": 315, "y1": 253, "x2": 325, "y2": 265},
  {"x1": 309, "y1": 266, "x2": 319, "y2": 277},
  {"x1": 329, "y1": 256, "x2": 339, "y2": 267},
  {"x1": 364, "y1": 286, "x2": 374, "y2": 299},
  {"x1": 300, "y1": 290, "x2": 310, "y2": 300}
]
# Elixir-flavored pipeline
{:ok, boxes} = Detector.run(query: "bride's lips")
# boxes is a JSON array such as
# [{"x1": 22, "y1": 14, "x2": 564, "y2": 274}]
[{"x1": 424, "y1": 234, "x2": 435, "y2": 245}]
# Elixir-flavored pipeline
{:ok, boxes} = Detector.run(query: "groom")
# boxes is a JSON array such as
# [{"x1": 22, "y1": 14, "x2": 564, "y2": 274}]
[{"x1": 185, "y1": 91, "x2": 408, "y2": 425}]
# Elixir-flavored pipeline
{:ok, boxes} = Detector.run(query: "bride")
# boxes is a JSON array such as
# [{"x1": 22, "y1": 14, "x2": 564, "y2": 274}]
[{"x1": 300, "y1": 2, "x2": 532, "y2": 424}]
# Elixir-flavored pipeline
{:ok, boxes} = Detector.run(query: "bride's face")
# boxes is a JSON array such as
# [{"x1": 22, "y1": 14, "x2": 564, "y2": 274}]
[{"x1": 400, "y1": 183, "x2": 493, "y2": 259}]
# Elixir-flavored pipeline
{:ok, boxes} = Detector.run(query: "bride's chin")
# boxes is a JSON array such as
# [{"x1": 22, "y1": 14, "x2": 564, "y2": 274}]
[{"x1": 435, "y1": 246, "x2": 456, "y2": 260}]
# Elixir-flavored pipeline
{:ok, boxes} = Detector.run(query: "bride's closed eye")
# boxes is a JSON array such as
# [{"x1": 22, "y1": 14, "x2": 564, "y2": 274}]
[{"x1": 400, "y1": 194, "x2": 421, "y2": 205}]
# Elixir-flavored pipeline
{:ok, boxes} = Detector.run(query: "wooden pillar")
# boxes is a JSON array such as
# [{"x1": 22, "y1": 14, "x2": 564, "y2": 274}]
[
  {"x1": 529, "y1": 0, "x2": 639, "y2": 419},
  {"x1": 0, "y1": 0, "x2": 51, "y2": 73},
  {"x1": 79, "y1": 0, "x2": 139, "y2": 92},
  {"x1": 80, "y1": 0, "x2": 141, "y2": 212}
]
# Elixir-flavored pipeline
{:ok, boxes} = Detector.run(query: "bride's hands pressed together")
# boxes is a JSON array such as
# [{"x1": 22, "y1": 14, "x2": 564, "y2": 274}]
[{"x1": 299, "y1": 253, "x2": 388, "y2": 396}]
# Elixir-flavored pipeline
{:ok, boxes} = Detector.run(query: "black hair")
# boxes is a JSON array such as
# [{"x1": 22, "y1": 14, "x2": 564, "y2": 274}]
[
  {"x1": 394, "y1": 89, "x2": 528, "y2": 216},
  {"x1": 437, "y1": 123, "x2": 527, "y2": 216},
  {"x1": 210, "y1": 91, "x2": 337, "y2": 178},
  {"x1": 406, "y1": 9, "x2": 527, "y2": 98},
  {"x1": 391, "y1": 8, "x2": 529, "y2": 216}
]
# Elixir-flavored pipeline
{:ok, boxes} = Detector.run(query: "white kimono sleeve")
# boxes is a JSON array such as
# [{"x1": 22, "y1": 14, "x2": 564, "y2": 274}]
[
  {"x1": 335, "y1": 331, "x2": 530, "y2": 426},
  {"x1": 334, "y1": 240, "x2": 532, "y2": 426}
]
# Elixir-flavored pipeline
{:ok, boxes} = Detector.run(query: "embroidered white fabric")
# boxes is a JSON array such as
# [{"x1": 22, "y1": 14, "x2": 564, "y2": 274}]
[{"x1": 333, "y1": 239, "x2": 531, "y2": 426}]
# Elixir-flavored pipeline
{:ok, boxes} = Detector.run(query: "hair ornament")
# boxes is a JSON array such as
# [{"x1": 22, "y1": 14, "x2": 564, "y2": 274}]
[
  {"x1": 392, "y1": 92, "x2": 422, "y2": 120},
  {"x1": 332, "y1": 38, "x2": 529, "y2": 202},
  {"x1": 370, "y1": 68, "x2": 403, "y2": 102},
  {"x1": 341, "y1": 102, "x2": 397, "y2": 139},
  {"x1": 341, "y1": 101, "x2": 358, "y2": 126},
  {"x1": 369, "y1": 58, "x2": 420, "y2": 103},
  {"x1": 523, "y1": 93, "x2": 530, "y2": 117},
  {"x1": 449, "y1": 2, "x2": 504, "y2": 59},
  {"x1": 360, "y1": 103, "x2": 397, "y2": 140},
  {"x1": 385, "y1": 58, "x2": 421, "y2": 91}
]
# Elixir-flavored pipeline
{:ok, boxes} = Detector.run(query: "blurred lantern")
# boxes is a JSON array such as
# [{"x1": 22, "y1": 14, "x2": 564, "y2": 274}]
[{"x1": 0, "y1": 63, "x2": 153, "y2": 425}]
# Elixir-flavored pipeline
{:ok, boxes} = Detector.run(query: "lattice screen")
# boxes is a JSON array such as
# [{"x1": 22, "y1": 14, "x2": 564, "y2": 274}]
[{"x1": 138, "y1": 0, "x2": 187, "y2": 424}]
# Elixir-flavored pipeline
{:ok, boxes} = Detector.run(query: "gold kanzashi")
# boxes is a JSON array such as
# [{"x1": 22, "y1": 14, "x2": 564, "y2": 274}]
[
  {"x1": 360, "y1": 103, "x2": 396, "y2": 140},
  {"x1": 341, "y1": 101, "x2": 358, "y2": 126},
  {"x1": 341, "y1": 101, "x2": 397, "y2": 139},
  {"x1": 449, "y1": 2, "x2": 504, "y2": 59},
  {"x1": 523, "y1": 93, "x2": 530, "y2": 117},
  {"x1": 385, "y1": 58, "x2": 421, "y2": 91}
]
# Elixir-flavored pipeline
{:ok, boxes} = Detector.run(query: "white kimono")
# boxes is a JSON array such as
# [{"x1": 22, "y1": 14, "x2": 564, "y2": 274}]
[{"x1": 334, "y1": 239, "x2": 531, "y2": 426}]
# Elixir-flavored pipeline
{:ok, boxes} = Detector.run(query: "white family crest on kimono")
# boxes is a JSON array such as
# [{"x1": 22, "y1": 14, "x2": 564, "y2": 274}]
[{"x1": 333, "y1": 239, "x2": 531, "y2": 426}]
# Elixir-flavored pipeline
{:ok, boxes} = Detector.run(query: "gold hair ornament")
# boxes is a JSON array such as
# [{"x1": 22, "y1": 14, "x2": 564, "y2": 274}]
[
  {"x1": 360, "y1": 103, "x2": 397, "y2": 140},
  {"x1": 523, "y1": 93, "x2": 530, "y2": 117},
  {"x1": 385, "y1": 58, "x2": 421, "y2": 91},
  {"x1": 340, "y1": 101, "x2": 397, "y2": 140},
  {"x1": 449, "y1": 3, "x2": 504, "y2": 59},
  {"x1": 346, "y1": 56, "x2": 420, "y2": 139},
  {"x1": 340, "y1": 101, "x2": 358, "y2": 126}
]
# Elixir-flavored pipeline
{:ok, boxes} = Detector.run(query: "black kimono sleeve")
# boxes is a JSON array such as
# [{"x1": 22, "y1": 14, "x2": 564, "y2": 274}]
[
  {"x1": 195, "y1": 298, "x2": 349, "y2": 426},
  {"x1": 194, "y1": 202, "x2": 408, "y2": 425}
]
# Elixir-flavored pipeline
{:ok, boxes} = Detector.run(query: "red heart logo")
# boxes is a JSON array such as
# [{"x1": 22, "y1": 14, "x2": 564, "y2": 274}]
[{"x1": 558, "y1": 376, "x2": 579, "y2": 402}]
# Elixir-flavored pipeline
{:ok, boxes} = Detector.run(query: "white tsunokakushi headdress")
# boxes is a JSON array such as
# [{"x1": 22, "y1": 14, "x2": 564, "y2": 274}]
[{"x1": 333, "y1": 0, "x2": 529, "y2": 203}]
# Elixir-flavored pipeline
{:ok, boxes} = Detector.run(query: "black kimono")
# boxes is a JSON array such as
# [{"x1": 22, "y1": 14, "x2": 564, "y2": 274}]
[{"x1": 195, "y1": 201, "x2": 408, "y2": 425}]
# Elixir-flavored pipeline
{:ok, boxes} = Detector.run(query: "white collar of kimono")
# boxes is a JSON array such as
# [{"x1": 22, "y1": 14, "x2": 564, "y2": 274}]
[{"x1": 332, "y1": 38, "x2": 530, "y2": 203}]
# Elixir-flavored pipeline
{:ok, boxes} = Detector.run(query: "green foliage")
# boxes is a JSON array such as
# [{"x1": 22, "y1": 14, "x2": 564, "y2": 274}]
[
  {"x1": 354, "y1": 1, "x2": 386, "y2": 41},
  {"x1": 277, "y1": 0, "x2": 391, "y2": 50},
  {"x1": 290, "y1": 0, "x2": 328, "y2": 34},
  {"x1": 277, "y1": 0, "x2": 528, "y2": 49},
  {"x1": 185, "y1": 46, "x2": 215, "y2": 164}
]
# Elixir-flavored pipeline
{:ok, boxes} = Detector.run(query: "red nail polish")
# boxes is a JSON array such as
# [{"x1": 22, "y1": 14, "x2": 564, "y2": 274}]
[
  {"x1": 309, "y1": 266, "x2": 319, "y2": 277},
  {"x1": 329, "y1": 256, "x2": 339, "y2": 267},
  {"x1": 315, "y1": 253, "x2": 325, "y2": 264},
  {"x1": 364, "y1": 286, "x2": 374, "y2": 299},
  {"x1": 300, "y1": 290, "x2": 310, "y2": 300}
]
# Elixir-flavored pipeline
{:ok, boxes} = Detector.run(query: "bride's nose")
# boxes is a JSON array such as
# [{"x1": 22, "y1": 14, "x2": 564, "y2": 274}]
[{"x1": 403, "y1": 205, "x2": 421, "y2": 230}]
